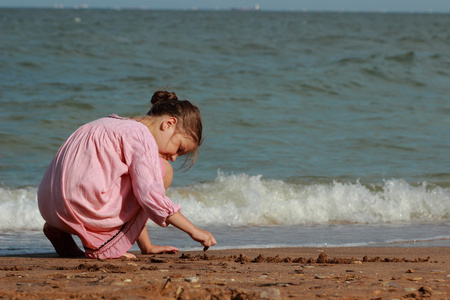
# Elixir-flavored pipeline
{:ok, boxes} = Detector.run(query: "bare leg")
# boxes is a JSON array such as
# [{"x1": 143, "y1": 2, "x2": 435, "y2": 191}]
[
  {"x1": 137, "y1": 226, "x2": 178, "y2": 254},
  {"x1": 43, "y1": 222, "x2": 85, "y2": 258}
]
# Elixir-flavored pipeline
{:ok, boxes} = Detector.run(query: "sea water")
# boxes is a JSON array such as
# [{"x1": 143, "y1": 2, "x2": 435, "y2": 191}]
[{"x1": 1, "y1": 9, "x2": 449, "y2": 255}]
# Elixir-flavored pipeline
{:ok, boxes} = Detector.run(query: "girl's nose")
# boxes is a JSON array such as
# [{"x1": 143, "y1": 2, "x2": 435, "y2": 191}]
[{"x1": 169, "y1": 154, "x2": 178, "y2": 162}]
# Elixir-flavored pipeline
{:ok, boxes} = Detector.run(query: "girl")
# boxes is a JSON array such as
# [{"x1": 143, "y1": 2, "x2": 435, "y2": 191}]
[{"x1": 38, "y1": 91, "x2": 216, "y2": 259}]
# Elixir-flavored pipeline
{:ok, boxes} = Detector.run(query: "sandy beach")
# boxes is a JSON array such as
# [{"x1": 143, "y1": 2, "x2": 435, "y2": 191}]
[{"x1": 1, "y1": 247, "x2": 448, "y2": 299}]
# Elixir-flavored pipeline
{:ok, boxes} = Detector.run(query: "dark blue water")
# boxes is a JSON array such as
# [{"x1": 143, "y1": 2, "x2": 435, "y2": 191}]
[{"x1": 1, "y1": 9, "x2": 449, "y2": 255}]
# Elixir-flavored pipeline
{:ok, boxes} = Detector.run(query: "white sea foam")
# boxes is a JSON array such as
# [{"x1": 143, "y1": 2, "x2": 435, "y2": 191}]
[
  {"x1": 0, "y1": 187, "x2": 43, "y2": 230},
  {"x1": 169, "y1": 172, "x2": 450, "y2": 227},
  {"x1": 1, "y1": 172, "x2": 449, "y2": 230}
]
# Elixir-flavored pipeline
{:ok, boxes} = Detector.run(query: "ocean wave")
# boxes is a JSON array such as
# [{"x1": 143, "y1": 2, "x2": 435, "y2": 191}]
[
  {"x1": 171, "y1": 172, "x2": 450, "y2": 226},
  {"x1": 0, "y1": 186, "x2": 43, "y2": 230},
  {"x1": 2, "y1": 172, "x2": 447, "y2": 231}
]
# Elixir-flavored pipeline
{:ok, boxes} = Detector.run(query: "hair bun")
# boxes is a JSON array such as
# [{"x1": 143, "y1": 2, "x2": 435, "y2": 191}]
[{"x1": 151, "y1": 90, "x2": 178, "y2": 105}]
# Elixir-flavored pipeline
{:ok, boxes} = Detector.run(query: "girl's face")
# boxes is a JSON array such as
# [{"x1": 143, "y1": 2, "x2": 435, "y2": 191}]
[{"x1": 154, "y1": 117, "x2": 196, "y2": 162}]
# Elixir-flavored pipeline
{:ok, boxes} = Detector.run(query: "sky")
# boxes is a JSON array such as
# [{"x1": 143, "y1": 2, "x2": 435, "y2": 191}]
[{"x1": 1, "y1": 0, "x2": 449, "y2": 12}]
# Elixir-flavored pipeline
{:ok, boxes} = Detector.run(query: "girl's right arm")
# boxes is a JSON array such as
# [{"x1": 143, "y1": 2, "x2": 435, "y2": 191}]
[{"x1": 166, "y1": 211, "x2": 217, "y2": 249}]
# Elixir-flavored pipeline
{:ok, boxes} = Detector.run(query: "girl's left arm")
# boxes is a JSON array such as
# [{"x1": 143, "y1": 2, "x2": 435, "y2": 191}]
[{"x1": 166, "y1": 211, "x2": 217, "y2": 248}]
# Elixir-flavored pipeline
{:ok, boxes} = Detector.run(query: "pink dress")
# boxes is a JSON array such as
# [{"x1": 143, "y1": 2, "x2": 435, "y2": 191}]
[{"x1": 38, "y1": 115, "x2": 180, "y2": 259}]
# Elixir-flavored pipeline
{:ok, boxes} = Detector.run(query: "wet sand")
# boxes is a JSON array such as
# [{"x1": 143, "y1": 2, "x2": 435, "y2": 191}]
[{"x1": 1, "y1": 247, "x2": 448, "y2": 299}]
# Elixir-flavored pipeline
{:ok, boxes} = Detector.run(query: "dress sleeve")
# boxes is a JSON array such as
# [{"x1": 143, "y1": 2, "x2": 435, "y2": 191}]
[
  {"x1": 159, "y1": 157, "x2": 166, "y2": 178},
  {"x1": 122, "y1": 130, "x2": 181, "y2": 227}
]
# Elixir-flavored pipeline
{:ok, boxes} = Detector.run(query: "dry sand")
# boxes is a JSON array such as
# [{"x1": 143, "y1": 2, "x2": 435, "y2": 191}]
[{"x1": 1, "y1": 247, "x2": 449, "y2": 299}]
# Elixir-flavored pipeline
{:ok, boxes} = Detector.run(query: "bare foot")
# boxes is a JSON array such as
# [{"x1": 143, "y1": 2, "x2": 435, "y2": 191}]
[
  {"x1": 120, "y1": 252, "x2": 136, "y2": 259},
  {"x1": 43, "y1": 222, "x2": 85, "y2": 258},
  {"x1": 141, "y1": 245, "x2": 179, "y2": 254}
]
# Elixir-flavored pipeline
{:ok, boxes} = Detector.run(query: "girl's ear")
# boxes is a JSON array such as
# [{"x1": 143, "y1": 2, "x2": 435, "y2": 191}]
[{"x1": 161, "y1": 117, "x2": 178, "y2": 131}]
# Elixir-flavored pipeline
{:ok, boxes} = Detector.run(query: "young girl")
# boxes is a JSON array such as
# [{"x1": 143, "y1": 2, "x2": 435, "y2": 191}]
[{"x1": 38, "y1": 91, "x2": 216, "y2": 259}]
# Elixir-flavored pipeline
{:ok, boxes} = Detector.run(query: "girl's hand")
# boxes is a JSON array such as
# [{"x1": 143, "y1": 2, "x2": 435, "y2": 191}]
[
  {"x1": 166, "y1": 212, "x2": 217, "y2": 251},
  {"x1": 189, "y1": 228, "x2": 217, "y2": 249}
]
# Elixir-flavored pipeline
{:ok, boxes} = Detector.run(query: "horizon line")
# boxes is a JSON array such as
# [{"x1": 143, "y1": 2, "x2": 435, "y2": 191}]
[{"x1": 1, "y1": 5, "x2": 448, "y2": 14}]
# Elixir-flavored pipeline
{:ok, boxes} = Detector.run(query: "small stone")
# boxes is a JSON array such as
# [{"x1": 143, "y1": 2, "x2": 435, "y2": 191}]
[
  {"x1": 209, "y1": 280, "x2": 226, "y2": 285},
  {"x1": 260, "y1": 288, "x2": 281, "y2": 300},
  {"x1": 383, "y1": 282, "x2": 402, "y2": 288},
  {"x1": 418, "y1": 286, "x2": 433, "y2": 296},
  {"x1": 315, "y1": 275, "x2": 330, "y2": 279},
  {"x1": 404, "y1": 287, "x2": 417, "y2": 292},
  {"x1": 408, "y1": 277, "x2": 422, "y2": 281},
  {"x1": 124, "y1": 279, "x2": 132, "y2": 283},
  {"x1": 185, "y1": 276, "x2": 199, "y2": 283},
  {"x1": 302, "y1": 265, "x2": 314, "y2": 269},
  {"x1": 406, "y1": 269, "x2": 415, "y2": 273},
  {"x1": 317, "y1": 253, "x2": 327, "y2": 263},
  {"x1": 175, "y1": 286, "x2": 183, "y2": 297},
  {"x1": 316, "y1": 293, "x2": 328, "y2": 298},
  {"x1": 160, "y1": 278, "x2": 171, "y2": 296}
]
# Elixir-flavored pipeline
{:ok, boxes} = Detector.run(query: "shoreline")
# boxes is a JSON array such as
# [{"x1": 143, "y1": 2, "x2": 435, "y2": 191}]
[{"x1": 1, "y1": 247, "x2": 448, "y2": 299}]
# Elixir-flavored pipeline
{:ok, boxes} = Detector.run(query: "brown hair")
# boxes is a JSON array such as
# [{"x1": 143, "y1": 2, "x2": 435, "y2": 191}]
[{"x1": 147, "y1": 90, "x2": 203, "y2": 169}]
